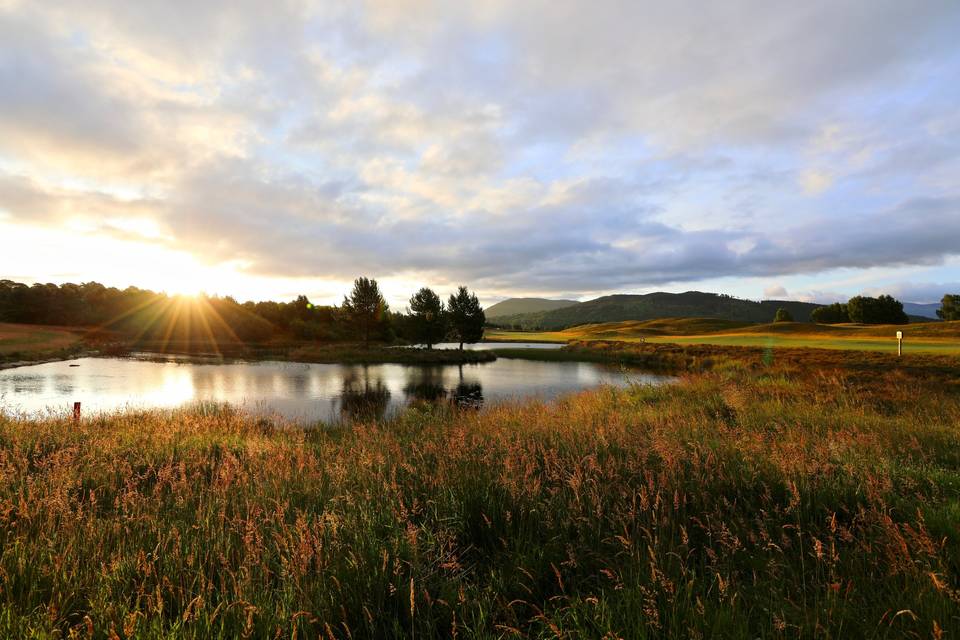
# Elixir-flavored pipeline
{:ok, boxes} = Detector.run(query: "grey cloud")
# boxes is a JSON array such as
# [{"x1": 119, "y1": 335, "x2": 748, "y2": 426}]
[
  {"x1": 0, "y1": 14, "x2": 144, "y2": 159},
  {"x1": 0, "y1": 172, "x2": 160, "y2": 226},
  {"x1": 2, "y1": 1, "x2": 959, "y2": 299}
]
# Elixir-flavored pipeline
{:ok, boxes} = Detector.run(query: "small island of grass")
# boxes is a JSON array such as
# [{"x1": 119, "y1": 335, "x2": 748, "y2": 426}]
[{"x1": 286, "y1": 344, "x2": 496, "y2": 365}]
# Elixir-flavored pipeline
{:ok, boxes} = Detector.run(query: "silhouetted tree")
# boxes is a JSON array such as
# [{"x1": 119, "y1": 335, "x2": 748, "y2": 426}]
[
  {"x1": 937, "y1": 294, "x2": 960, "y2": 321},
  {"x1": 409, "y1": 287, "x2": 446, "y2": 349},
  {"x1": 811, "y1": 303, "x2": 849, "y2": 324},
  {"x1": 773, "y1": 307, "x2": 793, "y2": 323},
  {"x1": 447, "y1": 286, "x2": 485, "y2": 349},
  {"x1": 342, "y1": 277, "x2": 389, "y2": 347}
]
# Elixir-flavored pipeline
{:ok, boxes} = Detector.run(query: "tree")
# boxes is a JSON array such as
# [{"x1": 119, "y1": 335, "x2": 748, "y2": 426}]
[
  {"x1": 773, "y1": 307, "x2": 793, "y2": 323},
  {"x1": 937, "y1": 294, "x2": 960, "y2": 321},
  {"x1": 342, "y1": 277, "x2": 388, "y2": 347},
  {"x1": 811, "y1": 303, "x2": 849, "y2": 324},
  {"x1": 447, "y1": 286, "x2": 485, "y2": 349},
  {"x1": 847, "y1": 295, "x2": 908, "y2": 325},
  {"x1": 409, "y1": 287, "x2": 446, "y2": 349}
]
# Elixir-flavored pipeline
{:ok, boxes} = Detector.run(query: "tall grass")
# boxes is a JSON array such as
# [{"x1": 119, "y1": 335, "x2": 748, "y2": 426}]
[{"x1": 0, "y1": 365, "x2": 958, "y2": 637}]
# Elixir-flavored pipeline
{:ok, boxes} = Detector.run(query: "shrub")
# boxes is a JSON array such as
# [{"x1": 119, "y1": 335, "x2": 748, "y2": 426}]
[
  {"x1": 773, "y1": 307, "x2": 793, "y2": 322},
  {"x1": 811, "y1": 302, "x2": 849, "y2": 324}
]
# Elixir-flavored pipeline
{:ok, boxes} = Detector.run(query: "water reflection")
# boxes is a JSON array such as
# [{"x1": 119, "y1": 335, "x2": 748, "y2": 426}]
[
  {"x1": 52, "y1": 374, "x2": 74, "y2": 395},
  {"x1": 451, "y1": 382, "x2": 484, "y2": 409},
  {"x1": 0, "y1": 356, "x2": 673, "y2": 423},
  {"x1": 339, "y1": 370, "x2": 392, "y2": 422},
  {"x1": 403, "y1": 366, "x2": 450, "y2": 403}
]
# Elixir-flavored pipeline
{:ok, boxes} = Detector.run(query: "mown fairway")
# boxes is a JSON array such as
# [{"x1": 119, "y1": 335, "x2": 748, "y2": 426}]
[
  {"x1": 0, "y1": 323, "x2": 82, "y2": 356},
  {"x1": 488, "y1": 318, "x2": 960, "y2": 355},
  {"x1": 0, "y1": 350, "x2": 958, "y2": 638}
]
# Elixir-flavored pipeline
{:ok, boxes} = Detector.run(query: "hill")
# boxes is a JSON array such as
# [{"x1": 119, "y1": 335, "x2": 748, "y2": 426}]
[
  {"x1": 487, "y1": 291, "x2": 821, "y2": 330},
  {"x1": 903, "y1": 302, "x2": 942, "y2": 319},
  {"x1": 484, "y1": 297, "x2": 579, "y2": 318}
]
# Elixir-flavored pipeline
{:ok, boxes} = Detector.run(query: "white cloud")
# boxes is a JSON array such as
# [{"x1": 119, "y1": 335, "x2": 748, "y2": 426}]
[
  {"x1": 799, "y1": 170, "x2": 835, "y2": 195},
  {"x1": 1, "y1": 0, "x2": 959, "y2": 301},
  {"x1": 763, "y1": 285, "x2": 789, "y2": 299}
]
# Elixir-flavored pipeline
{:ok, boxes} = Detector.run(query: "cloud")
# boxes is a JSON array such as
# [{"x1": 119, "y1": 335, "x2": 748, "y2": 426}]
[
  {"x1": 1, "y1": 0, "x2": 959, "y2": 300},
  {"x1": 791, "y1": 290, "x2": 847, "y2": 304},
  {"x1": 763, "y1": 285, "x2": 789, "y2": 299},
  {"x1": 798, "y1": 170, "x2": 835, "y2": 195},
  {"x1": 863, "y1": 281, "x2": 960, "y2": 303}
]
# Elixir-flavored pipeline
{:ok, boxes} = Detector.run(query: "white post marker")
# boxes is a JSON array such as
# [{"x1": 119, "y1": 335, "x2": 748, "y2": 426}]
[{"x1": 896, "y1": 330, "x2": 903, "y2": 356}]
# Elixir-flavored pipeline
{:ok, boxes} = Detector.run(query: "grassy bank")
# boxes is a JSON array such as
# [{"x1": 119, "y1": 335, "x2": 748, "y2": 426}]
[
  {"x1": 556, "y1": 340, "x2": 960, "y2": 383},
  {"x1": 1, "y1": 359, "x2": 959, "y2": 637},
  {"x1": 0, "y1": 323, "x2": 87, "y2": 366},
  {"x1": 0, "y1": 323, "x2": 497, "y2": 367},
  {"x1": 488, "y1": 318, "x2": 960, "y2": 355},
  {"x1": 286, "y1": 344, "x2": 496, "y2": 364},
  {"x1": 121, "y1": 342, "x2": 497, "y2": 365}
]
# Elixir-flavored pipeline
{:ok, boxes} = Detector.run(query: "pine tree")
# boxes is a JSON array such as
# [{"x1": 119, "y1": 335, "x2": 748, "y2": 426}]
[
  {"x1": 447, "y1": 286, "x2": 486, "y2": 349},
  {"x1": 409, "y1": 287, "x2": 446, "y2": 349},
  {"x1": 342, "y1": 277, "x2": 388, "y2": 347}
]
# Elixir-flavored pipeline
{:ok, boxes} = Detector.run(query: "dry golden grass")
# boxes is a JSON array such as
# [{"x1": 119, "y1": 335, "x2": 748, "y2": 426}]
[
  {"x1": 0, "y1": 357, "x2": 958, "y2": 637},
  {"x1": 488, "y1": 319, "x2": 960, "y2": 354},
  {"x1": 0, "y1": 322, "x2": 83, "y2": 356}
]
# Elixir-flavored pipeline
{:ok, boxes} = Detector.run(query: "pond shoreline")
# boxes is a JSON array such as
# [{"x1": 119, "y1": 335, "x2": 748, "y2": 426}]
[
  {"x1": 0, "y1": 352, "x2": 671, "y2": 423},
  {"x1": 0, "y1": 348, "x2": 99, "y2": 371},
  {"x1": 1, "y1": 344, "x2": 507, "y2": 370}
]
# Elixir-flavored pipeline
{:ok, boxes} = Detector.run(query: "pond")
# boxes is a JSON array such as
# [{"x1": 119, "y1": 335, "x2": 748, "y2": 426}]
[
  {"x1": 0, "y1": 353, "x2": 672, "y2": 423},
  {"x1": 407, "y1": 342, "x2": 564, "y2": 350}
]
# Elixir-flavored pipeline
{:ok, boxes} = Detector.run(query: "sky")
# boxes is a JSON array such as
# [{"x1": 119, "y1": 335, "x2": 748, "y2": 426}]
[{"x1": 1, "y1": 0, "x2": 959, "y2": 309}]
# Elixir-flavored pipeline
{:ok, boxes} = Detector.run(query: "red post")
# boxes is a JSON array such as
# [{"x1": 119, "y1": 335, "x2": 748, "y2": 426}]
[{"x1": 73, "y1": 402, "x2": 81, "y2": 422}]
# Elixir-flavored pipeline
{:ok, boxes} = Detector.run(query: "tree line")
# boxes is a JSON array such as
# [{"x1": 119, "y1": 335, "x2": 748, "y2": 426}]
[
  {"x1": 809, "y1": 294, "x2": 910, "y2": 325},
  {"x1": 805, "y1": 294, "x2": 960, "y2": 324},
  {"x1": 340, "y1": 278, "x2": 485, "y2": 349},
  {"x1": 2, "y1": 279, "x2": 956, "y2": 343},
  {"x1": 0, "y1": 278, "x2": 486, "y2": 347},
  {"x1": 0, "y1": 280, "x2": 274, "y2": 342}
]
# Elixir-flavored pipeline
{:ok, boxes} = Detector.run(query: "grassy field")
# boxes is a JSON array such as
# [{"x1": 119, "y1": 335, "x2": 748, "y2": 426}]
[
  {"x1": 0, "y1": 351, "x2": 958, "y2": 637},
  {"x1": 487, "y1": 318, "x2": 960, "y2": 355},
  {"x1": 0, "y1": 322, "x2": 87, "y2": 365},
  {"x1": 0, "y1": 323, "x2": 83, "y2": 354}
]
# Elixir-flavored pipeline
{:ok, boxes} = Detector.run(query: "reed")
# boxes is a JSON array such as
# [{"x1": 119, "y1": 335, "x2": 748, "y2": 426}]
[{"x1": 0, "y1": 361, "x2": 958, "y2": 637}]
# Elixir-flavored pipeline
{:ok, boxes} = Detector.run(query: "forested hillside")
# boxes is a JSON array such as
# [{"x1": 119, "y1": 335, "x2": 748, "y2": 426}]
[
  {"x1": 487, "y1": 292, "x2": 821, "y2": 330},
  {"x1": 484, "y1": 297, "x2": 579, "y2": 318}
]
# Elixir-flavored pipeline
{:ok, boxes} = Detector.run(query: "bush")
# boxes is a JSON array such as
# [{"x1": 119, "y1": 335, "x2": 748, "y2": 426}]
[
  {"x1": 773, "y1": 307, "x2": 793, "y2": 322},
  {"x1": 811, "y1": 302, "x2": 849, "y2": 324}
]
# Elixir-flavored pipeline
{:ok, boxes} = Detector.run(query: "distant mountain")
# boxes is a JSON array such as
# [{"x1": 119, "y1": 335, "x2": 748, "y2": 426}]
[
  {"x1": 485, "y1": 297, "x2": 580, "y2": 319},
  {"x1": 487, "y1": 292, "x2": 821, "y2": 330},
  {"x1": 903, "y1": 302, "x2": 942, "y2": 319}
]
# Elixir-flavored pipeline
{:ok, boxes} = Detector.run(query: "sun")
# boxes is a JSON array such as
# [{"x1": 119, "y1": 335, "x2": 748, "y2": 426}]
[
  {"x1": 163, "y1": 280, "x2": 205, "y2": 297},
  {"x1": 136, "y1": 256, "x2": 239, "y2": 299}
]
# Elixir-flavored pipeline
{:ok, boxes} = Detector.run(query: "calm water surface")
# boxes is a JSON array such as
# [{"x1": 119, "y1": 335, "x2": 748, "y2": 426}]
[
  {"x1": 411, "y1": 342, "x2": 564, "y2": 350},
  {"x1": 0, "y1": 354, "x2": 671, "y2": 423}
]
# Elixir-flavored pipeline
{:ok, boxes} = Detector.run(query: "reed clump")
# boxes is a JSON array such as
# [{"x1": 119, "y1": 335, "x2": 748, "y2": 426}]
[{"x1": 0, "y1": 364, "x2": 958, "y2": 638}]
